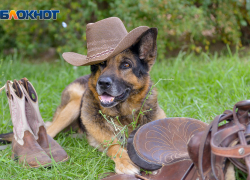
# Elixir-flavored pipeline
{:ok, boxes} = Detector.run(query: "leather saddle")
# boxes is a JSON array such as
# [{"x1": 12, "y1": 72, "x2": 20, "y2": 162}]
[
  {"x1": 102, "y1": 100, "x2": 250, "y2": 180},
  {"x1": 127, "y1": 117, "x2": 207, "y2": 179}
]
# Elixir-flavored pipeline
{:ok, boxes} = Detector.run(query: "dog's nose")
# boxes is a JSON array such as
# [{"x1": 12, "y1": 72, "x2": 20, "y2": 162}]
[{"x1": 98, "y1": 77, "x2": 112, "y2": 90}]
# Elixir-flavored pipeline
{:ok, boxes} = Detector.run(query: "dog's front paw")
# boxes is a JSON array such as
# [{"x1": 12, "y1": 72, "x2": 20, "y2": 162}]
[{"x1": 113, "y1": 150, "x2": 140, "y2": 175}]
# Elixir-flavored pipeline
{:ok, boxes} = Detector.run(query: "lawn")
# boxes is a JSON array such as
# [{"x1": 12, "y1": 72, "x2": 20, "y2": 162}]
[{"x1": 0, "y1": 50, "x2": 249, "y2": 179}]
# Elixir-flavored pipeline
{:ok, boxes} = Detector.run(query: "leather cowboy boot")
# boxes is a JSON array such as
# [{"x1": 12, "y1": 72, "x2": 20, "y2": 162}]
[
  {"x1": 5, "y1": 80, "x2": 52, "y2": 167},
  {"x1": 19, "y1": 78, "x2": 69, "y2": 163}
]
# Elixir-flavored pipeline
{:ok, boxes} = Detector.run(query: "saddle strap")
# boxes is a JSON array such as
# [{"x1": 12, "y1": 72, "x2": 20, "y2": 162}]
[
  {"x1": 198, "y1": 112, "x2": 233, "y2": 180},
  {"x1": 210, "y1": 103, "x2": 250, "y2": 180},
  {"x1": 211, "y1": 124, "x2": 248, "y2": 158}
]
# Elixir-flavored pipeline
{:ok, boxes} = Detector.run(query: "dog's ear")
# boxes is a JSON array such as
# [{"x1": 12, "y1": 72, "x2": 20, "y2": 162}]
[{"x1": 135, "y1": 28, "x2": 158, "y2": 71}]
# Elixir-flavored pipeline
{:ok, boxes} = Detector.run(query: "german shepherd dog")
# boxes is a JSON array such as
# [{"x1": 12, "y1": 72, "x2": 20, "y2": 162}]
[{"x1": 2, "y1": 28, "x2": 166, "y2": 175}]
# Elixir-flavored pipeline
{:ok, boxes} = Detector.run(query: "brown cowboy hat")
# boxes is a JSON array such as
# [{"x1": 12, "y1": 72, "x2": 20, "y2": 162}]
[{"x1": 62, "y1": 17, "x2": 150, "y2": 66}]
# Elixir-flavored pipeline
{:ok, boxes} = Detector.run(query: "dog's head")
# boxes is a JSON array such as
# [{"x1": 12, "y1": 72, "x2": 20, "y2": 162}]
[{"x1": 88, "y1": 28, "x2": 158, "y2": 108}]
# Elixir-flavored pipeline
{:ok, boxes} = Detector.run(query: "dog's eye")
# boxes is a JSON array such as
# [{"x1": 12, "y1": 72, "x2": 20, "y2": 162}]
[
  {"x1": 124, "y1": 63, "x2": 130, "y2": 68},
  {"x1": 121, "y1": 62, "x2": 131, "y2": 69},
  {"x1": 99, "y1": 61, "x2": 107, "y2": 68}
]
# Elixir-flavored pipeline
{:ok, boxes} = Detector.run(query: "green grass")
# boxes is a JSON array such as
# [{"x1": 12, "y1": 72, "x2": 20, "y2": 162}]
[{"x1": 0, "y1": 51, "x2": 249, "y2": 179}]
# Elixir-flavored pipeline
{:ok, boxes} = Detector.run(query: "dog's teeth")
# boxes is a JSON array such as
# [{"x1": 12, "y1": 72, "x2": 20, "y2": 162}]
[
  {"x1": 98, "y1": 96, "x2": 103, "y2": 102},
  {"x1": 99, "y1": 96, "x2": 114, "y2": 104}
]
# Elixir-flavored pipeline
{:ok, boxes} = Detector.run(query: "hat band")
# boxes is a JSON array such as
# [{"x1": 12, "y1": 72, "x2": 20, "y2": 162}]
[{"x1": 86, "y1": 48, "x2": 115, "y2": 60}]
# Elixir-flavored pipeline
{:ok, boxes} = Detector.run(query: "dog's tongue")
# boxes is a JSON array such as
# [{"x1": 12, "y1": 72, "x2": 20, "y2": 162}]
[{"x1": 99, "y1": 94, "x2": 114, "y2": 103}]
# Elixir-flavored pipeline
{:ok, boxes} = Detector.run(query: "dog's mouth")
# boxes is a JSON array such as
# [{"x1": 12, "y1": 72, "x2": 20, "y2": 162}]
[{"x1": 98, "y1": 89, "x2": 130, "y2": 107}]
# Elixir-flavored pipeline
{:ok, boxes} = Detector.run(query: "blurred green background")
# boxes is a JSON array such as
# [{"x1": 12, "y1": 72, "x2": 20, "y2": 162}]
[
  {"x1": 0, "y1": 1, "x2": 250, "y2": 179},
  {"x1": 0, "y1": 0, "x2": 250, "y2": 59}
]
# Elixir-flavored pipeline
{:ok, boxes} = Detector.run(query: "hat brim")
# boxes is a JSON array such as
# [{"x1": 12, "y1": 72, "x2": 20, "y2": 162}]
[{"x1": 62, "y1": 26, "x2": 150, "y2": 66}]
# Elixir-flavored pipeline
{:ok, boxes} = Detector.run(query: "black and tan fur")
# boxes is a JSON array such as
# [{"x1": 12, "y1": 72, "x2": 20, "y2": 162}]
[
  {"x1": 1, "y1": 28, "x2": 166, "y2": 174},
  {"x1": 47, "y1": 28, "x2": 166, "y2": 174}
]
